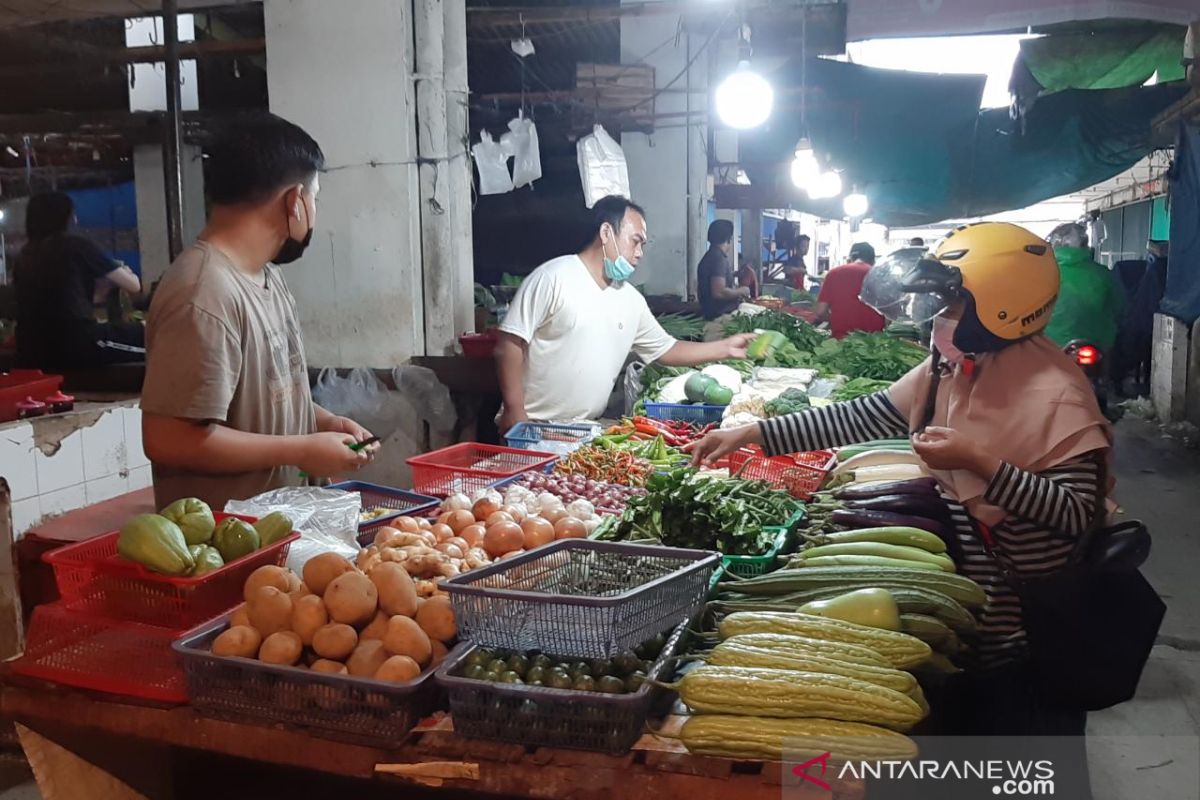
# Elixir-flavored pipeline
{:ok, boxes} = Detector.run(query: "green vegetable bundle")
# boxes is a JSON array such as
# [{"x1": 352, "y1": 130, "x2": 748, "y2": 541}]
[
  {"x1": 656, "y1": 313, "x2": 706, "y2": 341},
  {"x1": 809, "y1": 333, "x2": 927, "y2": 382},
  {"x1": 831, "y1": 377, "x2": 894, "y2": 402},
  {"x1": 723, "y1": 310, "x2": 827, "y2": 355},
  {"x1": 607, "y1": 468, "x2": 799, "y2": 556}
]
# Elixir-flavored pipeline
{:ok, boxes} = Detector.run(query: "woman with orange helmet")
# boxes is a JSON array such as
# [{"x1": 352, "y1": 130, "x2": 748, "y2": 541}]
[{"x1": 691, "y1": 222, "x2": 1112, "y2": 796}]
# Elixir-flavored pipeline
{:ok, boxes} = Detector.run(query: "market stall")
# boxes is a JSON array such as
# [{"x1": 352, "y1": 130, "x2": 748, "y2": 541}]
[{"x1": 2, "y1": 315, "x2": 987, "y2": 798}]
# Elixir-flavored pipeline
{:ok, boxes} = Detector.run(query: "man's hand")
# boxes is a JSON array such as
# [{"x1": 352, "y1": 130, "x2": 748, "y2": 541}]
[
  {"x1": 498, "y1": 407, "x2": 529, "y2": 436},
  {"x1": 297, "y1": 431, "x2": 372, "y2": 478},
  {"x1": 738, "y1": 286, "x2": 752, "y2": 298},
  {"x1": 911, "y1": 426, "x2": 1000, "y2": 478},
  {"x1": 685, "y1": 424, "x2": 761, "y2": 467},
  {"x1": 723, "y1": 333, "x2": 757, "y2": 360}
]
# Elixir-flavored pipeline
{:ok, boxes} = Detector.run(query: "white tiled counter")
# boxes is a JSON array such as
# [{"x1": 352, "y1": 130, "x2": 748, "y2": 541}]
[{"x1": 0, "y1": 400, "x2": 148, "y2": 539}]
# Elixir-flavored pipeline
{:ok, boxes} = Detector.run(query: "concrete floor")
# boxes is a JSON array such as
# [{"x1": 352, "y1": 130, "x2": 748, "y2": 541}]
[{"x1": 2, "y1": 418, "x2": 1198, "y2": 800}]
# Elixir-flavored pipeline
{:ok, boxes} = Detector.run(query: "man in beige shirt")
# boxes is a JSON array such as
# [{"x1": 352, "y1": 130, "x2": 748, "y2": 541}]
[{"x1": 141, "y1": 115, "x2": 376, "y2": 509}]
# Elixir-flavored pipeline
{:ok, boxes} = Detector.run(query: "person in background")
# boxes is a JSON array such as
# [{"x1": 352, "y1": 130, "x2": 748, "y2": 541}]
[
  {"x1": 1113, "y1": 240, "x2": 1168, "y2": 395},
  {"x1": 736, "y1": 252, "x2": 760, "y2": 299},
  {"x1": 783, "y1": 233, "x2": 811, "y2": 290},
  {"x1": 908, "y1": 236, "x2": 926, "y2": 247},
  {"x1": 812, "y1": 241, "x2": 885, "y2": 338},
  {"x1": 141, "y1": 114, "x2": 377, "y2": 511},
  {"x1": 13, "y1": 191, "x2": 144, "y2": 370},
  {"x1": 697, "y1": 220, "x2": 750, "y2": 320},
  {"x1": 495, "y1": 195, "x2": 755, "y2": 431},
  {"x1": 1042, "y1": 222, "x2": 1123, "y2": 357}
]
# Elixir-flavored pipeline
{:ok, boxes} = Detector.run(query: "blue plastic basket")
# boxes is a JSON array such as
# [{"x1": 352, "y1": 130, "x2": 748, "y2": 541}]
[
  {"x1": 643, "y1": 402, "x2": 724, "y2": 426},
  {"x1": 326, "y1": 480, "x2": 440, "y2": 537},
  {"x1": 505, "y1": 421, "x2": 597, "y2": 453}
]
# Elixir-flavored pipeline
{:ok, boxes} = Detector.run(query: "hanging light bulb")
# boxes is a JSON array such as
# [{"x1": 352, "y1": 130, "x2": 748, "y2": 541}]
[
  {"x1": 715, "y1": 61, "x2": 774, "y2": 130},
  {"x1": 843, "y1": 189, "x2": 869, "y2": 218},
  {"x1": 809, "y1": 170, "x2": 842, "y2": 200},
  {"x1": 790, "y1": 138, "x2": 819, "y2": 190}
]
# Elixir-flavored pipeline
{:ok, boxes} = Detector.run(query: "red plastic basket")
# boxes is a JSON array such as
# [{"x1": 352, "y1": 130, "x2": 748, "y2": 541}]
[
  {"x1": 407, "y1": 443, "x2": 556, "y2": 497},
  {"x1": 9, "y1": 602, "x2": 187, "y2": 703},
  {"x1": 43, "y1": 513, "x2": 299, "y2": 629},
  {"x1": 458, "y1": 331, "x2": 498, "y2": 358},
  {"x1": 725, "y1": 447, "x2": 836, "y2": 500}
]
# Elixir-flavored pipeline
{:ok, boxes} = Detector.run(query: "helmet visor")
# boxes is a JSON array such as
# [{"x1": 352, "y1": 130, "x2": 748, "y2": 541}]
[{"x1": 859, "y1": 250, "x2": 953, "y2": 323}]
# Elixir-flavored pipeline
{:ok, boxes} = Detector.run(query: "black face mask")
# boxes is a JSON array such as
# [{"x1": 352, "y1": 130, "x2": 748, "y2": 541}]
[{"x1": 273, "y1": 202, "x2": 313, "y2": 265}]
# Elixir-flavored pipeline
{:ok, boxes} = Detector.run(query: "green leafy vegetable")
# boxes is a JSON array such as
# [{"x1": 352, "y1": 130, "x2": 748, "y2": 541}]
[
  {"x1": 656, "y1": 313, "x2": 705, "y2": 341},
  {"x1": 831, "y1": 377, "x2": 894, "y2": 402},
  {"x1": 606, "y1": 468, "x2": 799, "y2": 556},
  {"x1": 808, "y1": 332, "x2": 927, "y2": 381},
  {"x1": 722, "y1": 310, "x2": 827, "y2": 354}
]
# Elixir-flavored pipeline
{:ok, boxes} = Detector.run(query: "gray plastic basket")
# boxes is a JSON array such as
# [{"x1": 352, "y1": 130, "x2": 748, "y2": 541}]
[
  {"x1": 441, "y1": 539, "x2": 718, "y2": 660},
  {"x1": 173, "y1": 616, "x2": 449, "y2": 747},
  {"x1": 435, "y1": 620, "x2": 688, "y2": 753}
]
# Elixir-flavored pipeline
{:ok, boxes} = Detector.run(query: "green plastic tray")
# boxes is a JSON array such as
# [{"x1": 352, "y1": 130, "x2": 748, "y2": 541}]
[{"x1": 720, "y1": 504, "x2": 805, "y2": 579}]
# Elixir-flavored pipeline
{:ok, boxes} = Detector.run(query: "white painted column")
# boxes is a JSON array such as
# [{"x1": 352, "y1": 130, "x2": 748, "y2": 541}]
[
  {"x1": 444, "y1": 0, "x2": 475, "y2": 339},
  {"x1": 264, "y1": 0, "x2": 424, "y2": 367},
  {"x1": 1152, "y1": 313, "x2": 1188, "y2": 422},
  {"x1": 132, "y1": 143, "x2": 205, "y2": 286},
  {"x1": 620, "y1": 4, "x2": 708, "y2": 298}
]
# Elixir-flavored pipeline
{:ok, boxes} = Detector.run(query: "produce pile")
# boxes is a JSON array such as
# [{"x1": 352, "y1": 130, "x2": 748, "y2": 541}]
[
  {"x1": 453, "y1": 633, "x2": 669, "y2": 693},
  {"x1": 601, "y1": 468, "x2": 799, "y2": 556},
  {"x1": 213, "y1": 555, "x2": 456, "y2": 682},
  {"x1": 552, "y1": 445, "x2": 654, "y2": 486},
  {"x1": 806, "y1": 333, "x2": 927, "y2": 382},
  {"x1": 636, "y1": 361, "x2": 752, "y2": 411},
  {"x1": 116, "y1": 497, "x2": 292, "y2": 577},
  {"x1": 655, "y1": 312, "x2": 705, "y2": 341},
  {"x1": 601, "y1": 416, "x2": 715, "y2": 447},
  {"x1": 512, "y1": 471, "x2": 645, "y2": 518}
]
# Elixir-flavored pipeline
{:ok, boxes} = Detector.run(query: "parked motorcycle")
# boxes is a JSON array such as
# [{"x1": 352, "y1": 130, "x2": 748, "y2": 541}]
[{"x1": 1063, "y1": 339, "x2": 1108, "y2": 414}]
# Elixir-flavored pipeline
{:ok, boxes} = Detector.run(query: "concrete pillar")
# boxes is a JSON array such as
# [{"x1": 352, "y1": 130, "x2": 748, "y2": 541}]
[
  {"x1": 620, "y1": 6, "x2": 708, "y2": 298},
  {"x1": 444, "y1": 0, "x2": 475, "y2": 339},
  {"x1": 1151, "y1": 313, "x2": 1188, "y2": 422},
  {"x1": 133, "y1": 143, "x2": 205, "y2": 286},
  {"x1": 264, "y1": 0, "x2": 424, "y2": 367}
]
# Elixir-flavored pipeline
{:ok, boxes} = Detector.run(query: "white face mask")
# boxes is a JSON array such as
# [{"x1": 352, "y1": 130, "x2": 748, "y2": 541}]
[{"x1": 932, "y1": 316, "x2": 966, "y2": 365}]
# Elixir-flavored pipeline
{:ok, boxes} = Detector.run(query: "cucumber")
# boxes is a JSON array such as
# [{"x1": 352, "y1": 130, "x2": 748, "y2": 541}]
[{"x1": 796, "y1": 542, "x2": 956, "y2": 572}]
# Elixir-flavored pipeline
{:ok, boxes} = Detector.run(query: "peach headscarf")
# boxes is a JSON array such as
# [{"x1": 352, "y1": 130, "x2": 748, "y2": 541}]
[{"x1": 888, "y1": 335, "x2": 1112, "y2": 526}]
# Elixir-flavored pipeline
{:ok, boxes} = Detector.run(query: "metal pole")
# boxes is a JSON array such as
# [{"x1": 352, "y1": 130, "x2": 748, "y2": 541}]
[{"x1": 162, "y1": 0, "x2": 186, "y2": 260}]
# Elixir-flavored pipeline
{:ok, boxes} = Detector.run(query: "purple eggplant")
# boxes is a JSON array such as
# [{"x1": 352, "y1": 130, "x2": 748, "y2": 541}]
[
  {"x1": 830, "y1": 508, "x2": 945, "y2": 536},
  {"x1": 833, "y1": 477, "x2": 939, "y2": 500},
  {"x1": 844, "y1": 493, "x2": 950, "y2": 519}
]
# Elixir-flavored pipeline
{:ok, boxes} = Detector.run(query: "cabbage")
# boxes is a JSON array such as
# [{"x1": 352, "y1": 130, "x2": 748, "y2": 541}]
[
  {"x1": 701, "y1": 364, "x2": 743, "y2": 394},
  {"x1": 656, "y1": 372, "x2": 695, "y2": 404}
]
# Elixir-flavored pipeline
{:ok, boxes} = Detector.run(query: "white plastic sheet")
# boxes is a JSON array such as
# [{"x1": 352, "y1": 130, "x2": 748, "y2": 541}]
[
  {"x1": 502, "y1": 113, "x2": 542, "y2": 189},
  {"x1": 472, "y1": 130, "x2": 514, "y2": 195}
]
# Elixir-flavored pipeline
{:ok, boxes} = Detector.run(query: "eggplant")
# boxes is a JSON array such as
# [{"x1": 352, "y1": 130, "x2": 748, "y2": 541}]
[
  {"x1": 830, "y1": 508, "x2": 945, "y2": 536},
  {"x1": 844, "y1": 493, "x2": 950, "y2": 519},
  {"x1": 833, "y1": 477, "x2": 939, "y2": 500}
]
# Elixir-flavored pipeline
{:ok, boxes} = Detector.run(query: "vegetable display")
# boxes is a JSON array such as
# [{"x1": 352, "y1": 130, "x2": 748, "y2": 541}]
[
  {"x1": 115, "y1": 498, "x2": 292, "y2": 577},
  {"x1": 763, "y1": 388, "x2": 811, "y2": 417},
  {"x1": 513, "y1": 471, "x2": 645, "y2": 518},
  {"x1": 453, "y1": 632, "x2": 668, "y2": 693},
  {"x1": 604, "y1": 468, "x2": 798, "y2": 555},
  {"x1": 831, "y1": 377, "x2": 894, "y2": 402},
  {"x1": 655, "y1": 313, "x2": 705, "y2": 341},
  {"x1": 215, "y1": 558, "x2": 456, "y2": 681},
  {"x1": 553, "y1": 445, "x2": 654, "y2": 486},
  {"x1": 808, "y1": 332, "x2": 927, "y2": 382}
]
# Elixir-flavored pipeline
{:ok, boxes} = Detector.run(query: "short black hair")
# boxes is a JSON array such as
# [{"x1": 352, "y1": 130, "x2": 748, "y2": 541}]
[
  {"x1": 849, "y1": 242, "x2": 876, "y2": 265},
  {"x1": 908, "y1": 237, "x2": 925, "y2": 246},
  {"x1": 205, "y1": 114, "x2": 325, "y2": 206},
  {"x1": 797, "y1": 234, "x2": 811, "y2": 243},
  {"x1": 707, "y1": 219, "x2": 734, "y2": 246},
  {"x1": 25, "y1": 192, "x2": 74, "y2": 240},
  {"x1": 591, "y1": 195, "x2": 645, "y2": 239}
]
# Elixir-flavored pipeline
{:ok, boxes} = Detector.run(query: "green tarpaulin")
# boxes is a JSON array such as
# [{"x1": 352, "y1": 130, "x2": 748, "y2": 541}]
[
  {"x1": 738, "y1": 58, "x2": 1186, "y2": 226},
  {"x1": 1019, "y1": 25, "x2": 1186, "y2": 93}
]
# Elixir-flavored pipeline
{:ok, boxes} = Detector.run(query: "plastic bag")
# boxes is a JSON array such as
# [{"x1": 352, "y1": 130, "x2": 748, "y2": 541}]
[
  {"x1": 502, "y1": 113, "x2": 542, "y2": 189},
  {"x1": 623, "y1": 362, "x2": 646, "y2": 416},
  {"x1": 393, "y1": 365, "x2": 456, "y2": 433},
  {"x1": 472, "y1": 130, "x2": 514, "y2": 195},
  {"x1": 576, "y1": 124, "x2": 629, "y2": 208},
  {"x1": 225, "y1": 486, "x2": 362, "y2": 571},
  {"x1": 311, "y1": 367, "x2": 391, "y2": 438}
]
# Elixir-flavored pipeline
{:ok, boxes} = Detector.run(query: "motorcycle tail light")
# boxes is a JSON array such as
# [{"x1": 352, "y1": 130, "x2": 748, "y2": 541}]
[{"x1": 1075, "y1": 345, "x2": 1099, "y2": 366}]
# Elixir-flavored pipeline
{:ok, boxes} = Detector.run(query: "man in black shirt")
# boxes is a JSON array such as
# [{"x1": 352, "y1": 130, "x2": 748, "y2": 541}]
[
  {"x1": 14, "y1": 192, "x2": 144, "y2": 369},
  {"x1": 697, "y1": 219, "x2": 749, "y2": 320}
]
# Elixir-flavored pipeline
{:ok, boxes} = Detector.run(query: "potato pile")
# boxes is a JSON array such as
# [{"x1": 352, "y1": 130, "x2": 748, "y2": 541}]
[{"x1": 212, "y1": 553, "x2": 457, "y2": 684}]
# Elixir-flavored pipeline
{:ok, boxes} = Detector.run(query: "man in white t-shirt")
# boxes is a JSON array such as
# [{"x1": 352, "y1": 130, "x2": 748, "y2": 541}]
[{"x1": 495, "y1": 195, "x2": 755, "y2": 430}]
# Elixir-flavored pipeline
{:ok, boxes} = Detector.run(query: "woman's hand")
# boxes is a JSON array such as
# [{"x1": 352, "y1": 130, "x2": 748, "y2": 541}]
[
  {"x1": 911, "y1": 426, "x2": 1000, "y2": 479},
  {"x1": 685, "y1": 424, "x2": 761, "y2": 467}
]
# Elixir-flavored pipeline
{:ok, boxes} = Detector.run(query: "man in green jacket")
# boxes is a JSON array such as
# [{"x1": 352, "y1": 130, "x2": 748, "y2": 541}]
[{"x1": 1043, "y1": 223, "x2": 1124, "y2": 354}]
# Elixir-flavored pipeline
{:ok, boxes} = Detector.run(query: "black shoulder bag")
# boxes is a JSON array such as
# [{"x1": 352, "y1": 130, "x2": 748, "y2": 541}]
[{"x1": 921, "y1": 358, "x2": 1165, "y2": 711}]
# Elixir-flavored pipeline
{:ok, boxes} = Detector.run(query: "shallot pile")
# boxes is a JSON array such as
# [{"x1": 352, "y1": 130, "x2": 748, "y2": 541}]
[{"x1": 514, "y1": 471, "x2": 645, "y2": 517}]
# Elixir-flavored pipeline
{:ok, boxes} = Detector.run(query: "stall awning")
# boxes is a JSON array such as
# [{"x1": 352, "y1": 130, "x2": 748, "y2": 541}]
[{"x1": 735, "y1": 58, "x2": 1187, "y2": 226}]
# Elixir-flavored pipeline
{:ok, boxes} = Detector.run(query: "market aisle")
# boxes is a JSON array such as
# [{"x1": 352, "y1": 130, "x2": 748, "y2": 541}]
[{"x1": 1088, "y1": 419, "x2": 1200, "y2": 800}]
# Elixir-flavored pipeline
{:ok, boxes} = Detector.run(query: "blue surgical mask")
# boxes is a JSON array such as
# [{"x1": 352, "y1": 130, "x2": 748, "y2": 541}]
[{"x1": 602, "y1": 235, "x2": 635, "y2": 282}]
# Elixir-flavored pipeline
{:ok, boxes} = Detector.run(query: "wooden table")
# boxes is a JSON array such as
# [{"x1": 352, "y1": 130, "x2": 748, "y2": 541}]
[{"x1": 2, "y1": 682, "x2": 864, "y2": 800}]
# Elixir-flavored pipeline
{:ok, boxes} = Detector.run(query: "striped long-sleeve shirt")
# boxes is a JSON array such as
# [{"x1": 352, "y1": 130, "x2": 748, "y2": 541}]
[{"x1": 759, "y1": 393, "x2": 1104, "y2": 669}]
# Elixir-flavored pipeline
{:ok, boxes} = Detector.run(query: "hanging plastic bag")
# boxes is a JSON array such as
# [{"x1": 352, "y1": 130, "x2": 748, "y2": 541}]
[
  {"x1": 576, "y1": 124, "x2": 630, "y2": 208},
  {"x1": 502, "y1": 113, "x2": 542, "y2": 189},
  {"x1": 472, "y1": 130, "x2": 514, "y2": 195},
  {"x1": 310, "y1": 367, "x2": 394, "y2": 437}
]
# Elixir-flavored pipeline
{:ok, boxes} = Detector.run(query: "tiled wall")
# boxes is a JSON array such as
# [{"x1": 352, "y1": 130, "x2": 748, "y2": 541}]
[{"x1": 0, "y1": 403, "x2": 149, "y2": 539}]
